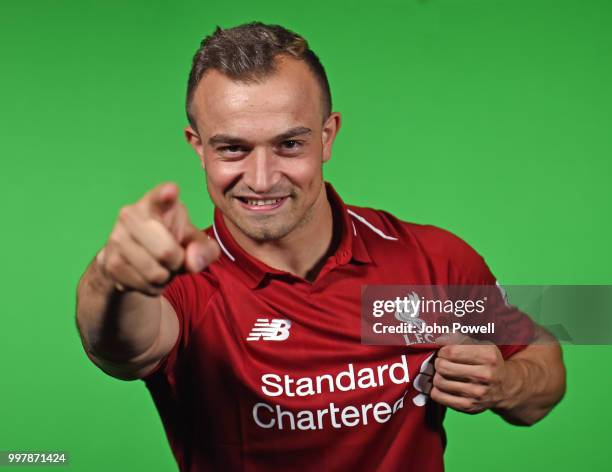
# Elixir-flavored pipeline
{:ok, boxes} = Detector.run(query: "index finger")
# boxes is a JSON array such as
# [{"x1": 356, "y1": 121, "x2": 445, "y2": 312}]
[{"x1": 142, "y1": 182, "x2": 180, "y2": 216}]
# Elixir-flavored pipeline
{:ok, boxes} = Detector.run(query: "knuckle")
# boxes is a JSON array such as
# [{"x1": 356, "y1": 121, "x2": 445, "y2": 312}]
[
  {"x1": 478, "y1": 367, "x2": 493, "y2": 383},
  {"x1": 472, "y1": 385, "x2": 487, "y2": 400},
  {"x1": 483, "y1": 349, "x2": 497, "y2": 364},
  {"x1": 105, "y1": 253, "x2": 123, "y2": 275},
  {"x1": 118, "y1": 205, "x2": 132, "y2": 222},
  {"x1": 463, "y1": 399, "x2": 475, "y2": 411},
  {"x1": 108, "y1": 231, "x2": 123, "y2": 246}
]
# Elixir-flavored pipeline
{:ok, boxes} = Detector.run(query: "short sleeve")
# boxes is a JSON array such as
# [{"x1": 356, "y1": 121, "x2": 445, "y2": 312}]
[
  {"x1": 445, "y1": 233, "x2": 536, "y2": 359},
  {"x1": 140, "y1": 271, "x2": 216, "y2": 382},
  {"x1": 484, "y1": 282, "x2": 537, "y2": 359},
  {"x1": 409, "y1": 224, "x2": 537, "y2": 359}
]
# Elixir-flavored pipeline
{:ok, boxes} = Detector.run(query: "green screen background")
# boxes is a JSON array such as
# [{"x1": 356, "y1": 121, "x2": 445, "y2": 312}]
[{"x1": 1, "y1": 0, "x2": 610, "y2": 470}]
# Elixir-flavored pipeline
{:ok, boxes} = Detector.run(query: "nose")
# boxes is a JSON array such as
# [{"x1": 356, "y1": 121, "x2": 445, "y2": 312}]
[{"x1": 242, "y1": 147, "x2": 280, "y2": 194}]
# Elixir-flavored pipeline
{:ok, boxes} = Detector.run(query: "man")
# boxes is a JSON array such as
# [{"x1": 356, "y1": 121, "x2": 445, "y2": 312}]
[{"x1": 76, "y1": 22, "x2": 565, "y2": 471}]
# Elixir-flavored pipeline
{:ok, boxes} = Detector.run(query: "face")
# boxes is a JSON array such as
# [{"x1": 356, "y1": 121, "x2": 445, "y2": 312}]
[{"x1": 185, "y1": 55, "x2": 341, "y2": 242}]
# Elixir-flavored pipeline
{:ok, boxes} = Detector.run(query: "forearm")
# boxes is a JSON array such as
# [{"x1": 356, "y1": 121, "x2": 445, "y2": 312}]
[
  {"x1": 75, "y1": 253, "x2": 162, "y2": 364},
  {"x1": 493, "y1": 335, "x2": 566, "y2": 426}
]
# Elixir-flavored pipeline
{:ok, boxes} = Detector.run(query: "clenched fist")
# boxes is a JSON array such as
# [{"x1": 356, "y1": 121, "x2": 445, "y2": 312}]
[
  {"x1": 431, "y1": 334, "x2": 510, "y2": 414},
  {"x1": 96, "y1": 182, "x2": 220, "y2": 296}
]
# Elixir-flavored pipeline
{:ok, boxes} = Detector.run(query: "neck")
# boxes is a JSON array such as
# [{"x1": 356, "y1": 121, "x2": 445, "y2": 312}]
[{"x1": 225, "y1": 185, "x2": 336, "y2": 281}]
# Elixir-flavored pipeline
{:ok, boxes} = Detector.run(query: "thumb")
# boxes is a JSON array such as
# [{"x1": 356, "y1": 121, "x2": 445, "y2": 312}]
[{"x1": 183, "y1": 230, "x2": 221, "y2": 273}]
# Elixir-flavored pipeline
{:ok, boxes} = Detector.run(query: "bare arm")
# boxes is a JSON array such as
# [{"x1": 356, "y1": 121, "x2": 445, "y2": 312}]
[
  {"x1": 75, "y1": 183, "x2": 219, "y2": 381},
  {"x1": 75, "y1": 254, "x2": 177, "y2": 380},
  {"x1": 491, "y1": 327, "x2": 566, "y2": 425}
]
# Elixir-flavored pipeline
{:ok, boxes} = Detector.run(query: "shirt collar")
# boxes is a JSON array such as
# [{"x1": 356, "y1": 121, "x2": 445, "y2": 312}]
[{"x1": 212, "y1": 181, "x2": 372, "y2": 289}]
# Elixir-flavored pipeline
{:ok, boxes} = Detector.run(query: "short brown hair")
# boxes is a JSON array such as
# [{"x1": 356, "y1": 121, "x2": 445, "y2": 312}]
[{"x1": 185, "y1": 22, "x2": 332, "y2": 130}]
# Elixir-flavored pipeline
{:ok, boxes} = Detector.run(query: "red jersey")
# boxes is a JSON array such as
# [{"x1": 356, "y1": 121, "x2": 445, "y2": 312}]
[{"x1": 142, "y1": 183, "x2": 534, "y2": 471}]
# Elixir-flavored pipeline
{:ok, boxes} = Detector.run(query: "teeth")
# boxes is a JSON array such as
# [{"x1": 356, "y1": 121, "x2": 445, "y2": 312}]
[{"x1": 246, "y1": 198, "x2": 281, "y2": 206}]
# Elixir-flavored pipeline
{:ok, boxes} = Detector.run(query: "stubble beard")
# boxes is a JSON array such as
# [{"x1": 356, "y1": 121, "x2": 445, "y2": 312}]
[
  {"x1": 228, "y1": 195, "x2": 318, "y2": 243},
  {"x1": 223, "y1": 181, "x2": 324, "y2": 243}
]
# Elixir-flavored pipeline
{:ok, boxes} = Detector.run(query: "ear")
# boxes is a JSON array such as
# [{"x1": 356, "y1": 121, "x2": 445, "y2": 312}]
[
  {"x1": 184, "y1": 125, "x2": 206, "y2": 170},
  {"x1": 321, "y1": 112, "x2": 342, "y2": 163}
]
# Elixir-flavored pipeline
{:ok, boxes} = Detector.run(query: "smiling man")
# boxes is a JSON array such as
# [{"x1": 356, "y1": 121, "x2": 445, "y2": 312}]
[
  {"x1": 186, "y1": 49, "x2": 339, "y2": 277},
  {"x1": 75, "y1": 22, "x2": 566, "y2": 471}
]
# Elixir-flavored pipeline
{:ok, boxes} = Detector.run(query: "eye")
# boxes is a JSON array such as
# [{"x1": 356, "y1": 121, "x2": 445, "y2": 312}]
[
  {"x1": 220, "y1": 145, "x2": 243, "y2": 153},
  {"x1": 279, "y1": 140, "x2": 304, "y2": 153},
  {"x1": 217, "y1": 144, "x2": 249, "y2": 158}
]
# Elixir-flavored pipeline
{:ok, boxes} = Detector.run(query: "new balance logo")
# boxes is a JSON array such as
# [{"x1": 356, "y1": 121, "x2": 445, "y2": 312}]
[{"x1": 247, "y1": 318, "x2": 292, "y2": 341}]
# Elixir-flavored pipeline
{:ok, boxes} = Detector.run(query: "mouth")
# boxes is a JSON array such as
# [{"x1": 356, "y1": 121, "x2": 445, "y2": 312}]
[{"x1": 234, "y1": 196, "x2": 289, "y2": 212}]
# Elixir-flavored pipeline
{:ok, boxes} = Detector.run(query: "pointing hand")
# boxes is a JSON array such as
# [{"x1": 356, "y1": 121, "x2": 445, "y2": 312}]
[{"x1": 96, "y1": 182, "x2": 221, "y2": 296}]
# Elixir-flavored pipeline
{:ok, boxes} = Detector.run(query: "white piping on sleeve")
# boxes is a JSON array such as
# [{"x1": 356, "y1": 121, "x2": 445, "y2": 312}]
[
  {"x1": 351, "y1": 221, "x2": 357, "y2": 236},
  {"x1": 347, "y1": 209, "x2": 398, "y2": 241},
  {"x1": 212, "y1": 221, "x2": 236, "y2": 262}
]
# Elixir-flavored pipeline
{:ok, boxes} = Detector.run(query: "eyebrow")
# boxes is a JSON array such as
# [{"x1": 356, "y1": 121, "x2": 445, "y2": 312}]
[{"x1": 207, "y1": 126, "x2": 312, "y2": 147}]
